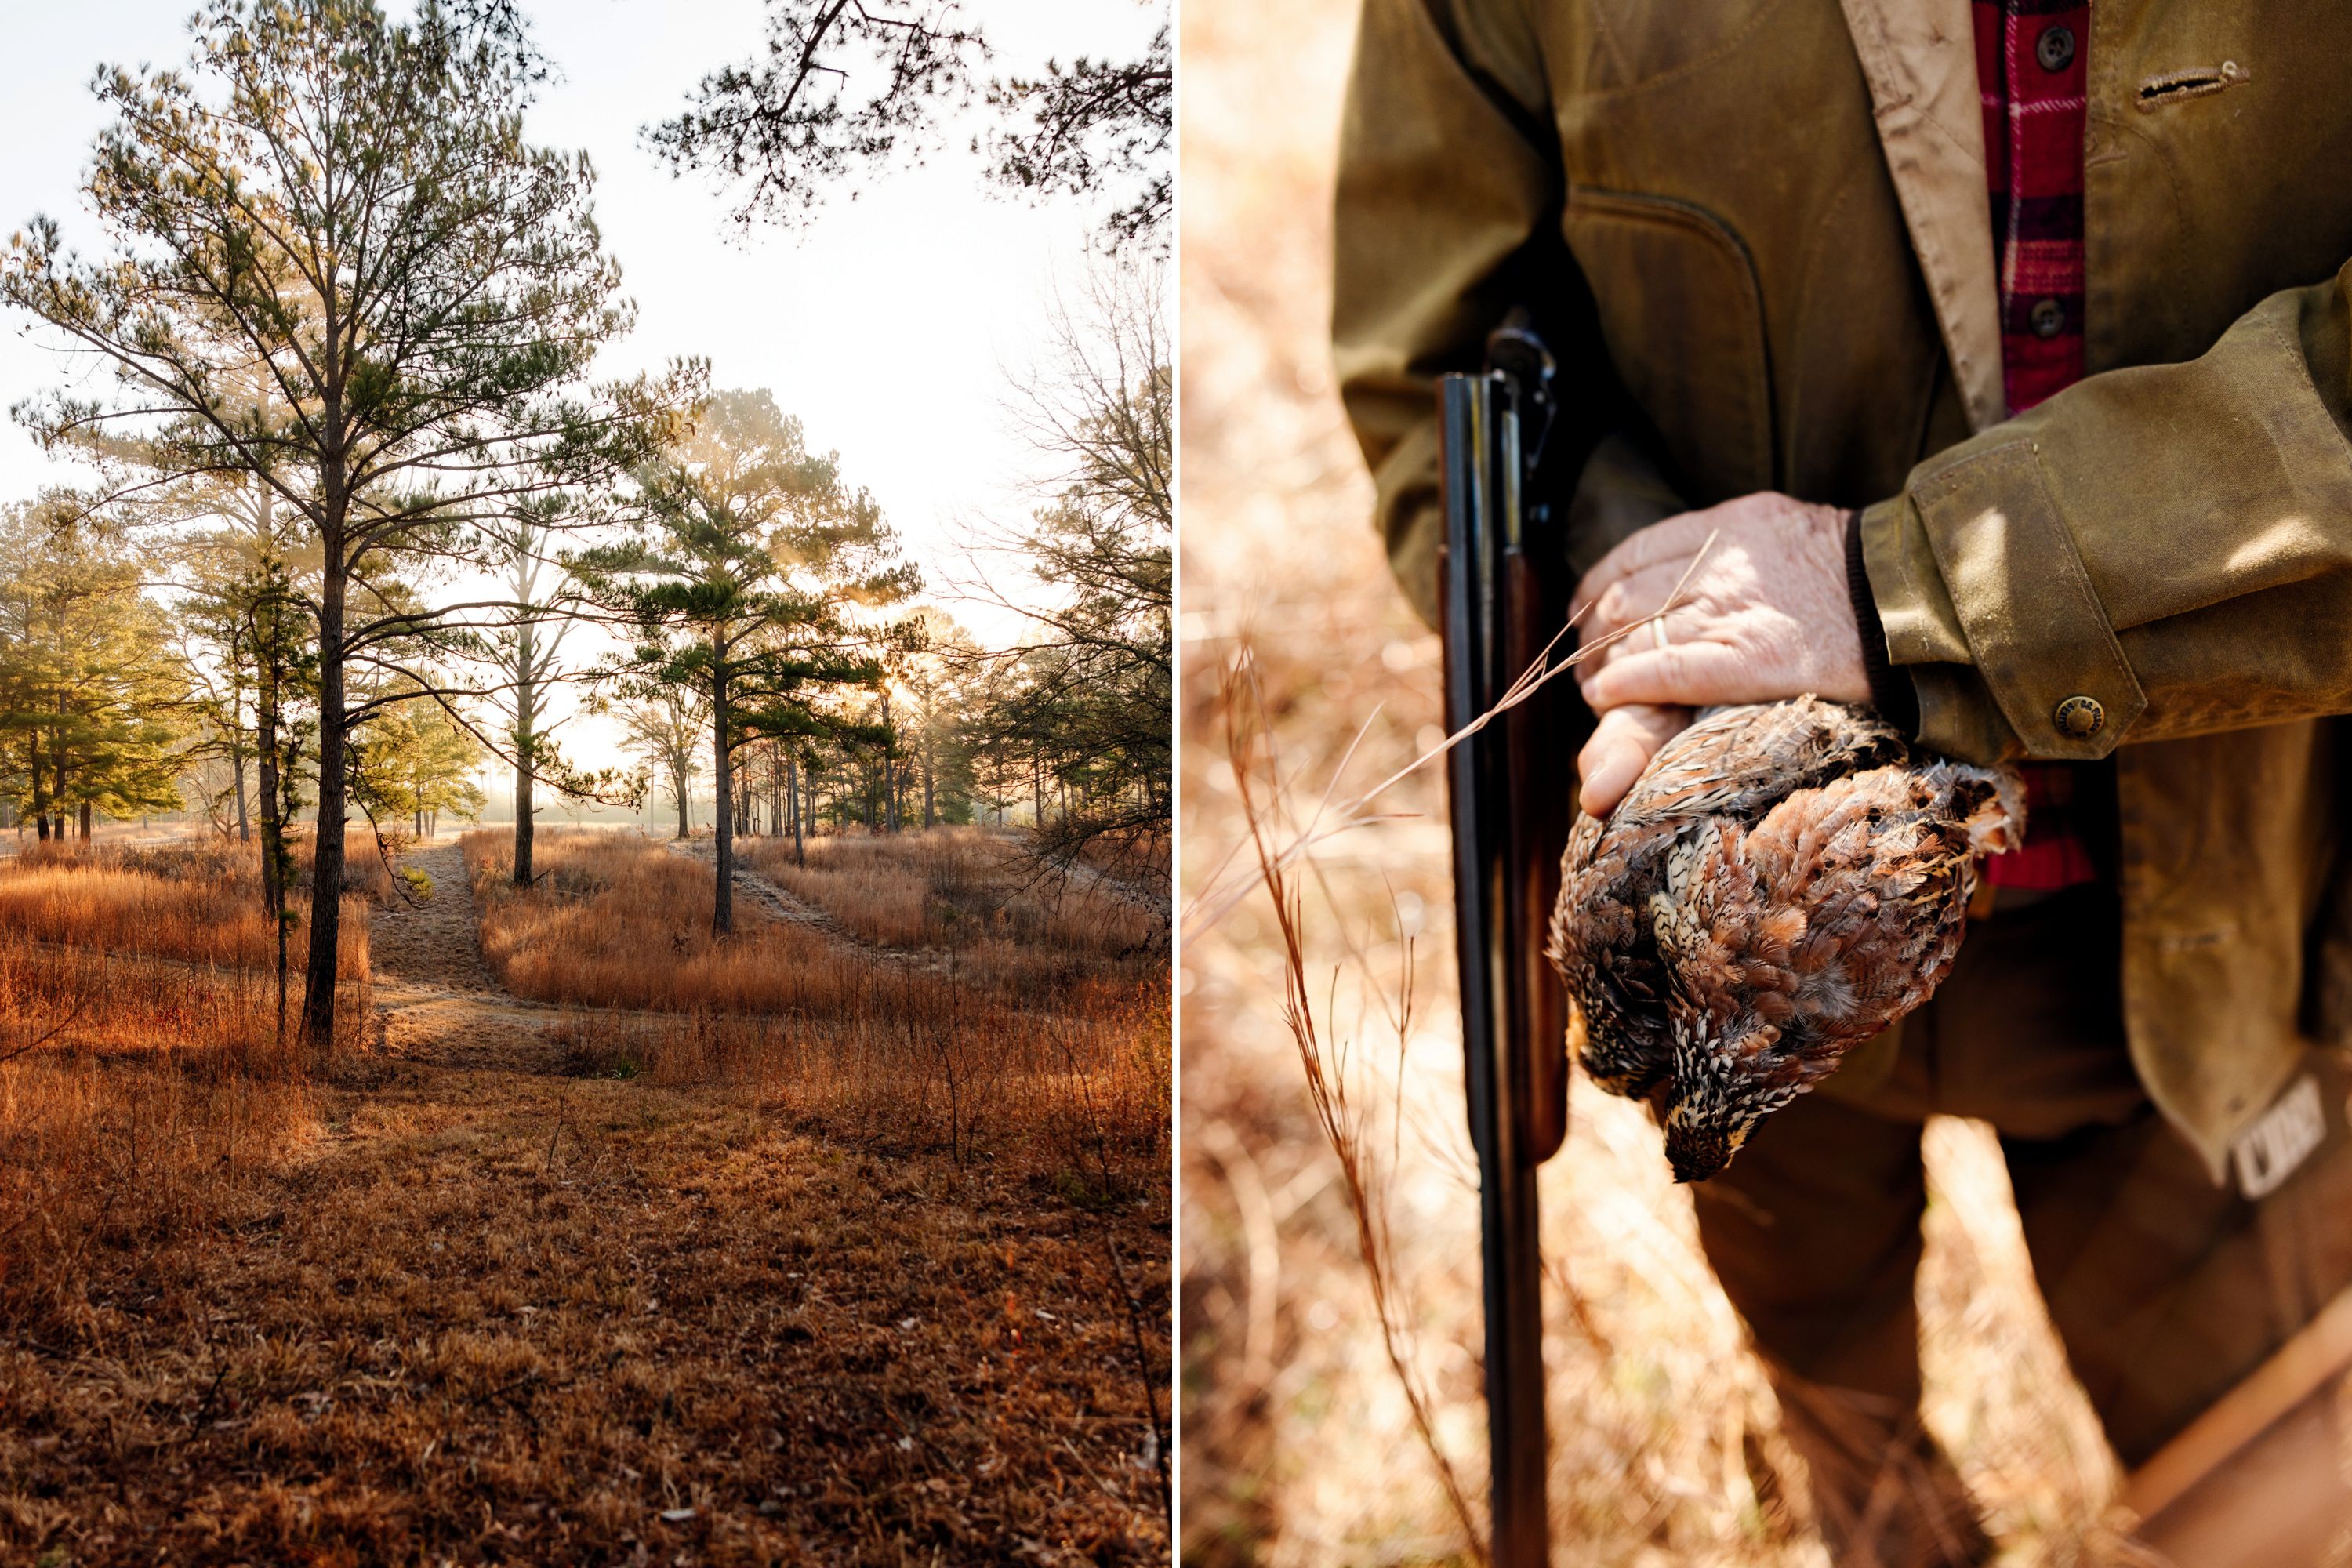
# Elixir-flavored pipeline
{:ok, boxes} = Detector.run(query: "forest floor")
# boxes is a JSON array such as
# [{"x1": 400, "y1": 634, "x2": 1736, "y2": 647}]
[{"x1": 2, "y1": 834, "x2": 1170, "y2": 1566}]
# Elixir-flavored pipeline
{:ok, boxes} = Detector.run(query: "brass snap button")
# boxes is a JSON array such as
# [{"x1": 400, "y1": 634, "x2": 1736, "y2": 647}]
[
  {"x1": 2037, "y1": 24, "x2": 2077, "y2": 72},
  {"x1": 2054, "y1": 695, "x2": 2105, "y2": 739},
  {"x1": 2029, "y1": 297, "x2": 2067, "y2": 338}
]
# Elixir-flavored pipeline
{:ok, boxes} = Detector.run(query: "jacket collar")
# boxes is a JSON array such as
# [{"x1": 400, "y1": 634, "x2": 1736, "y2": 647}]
[{"x1": 1837, "y1": 0, "x2": 2007, "y2": 432}]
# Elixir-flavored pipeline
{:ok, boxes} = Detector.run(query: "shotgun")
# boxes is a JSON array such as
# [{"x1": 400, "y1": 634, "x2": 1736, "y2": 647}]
[{"x1": 1438, "y1": 314, "x2": 1576, "y2": 1568}]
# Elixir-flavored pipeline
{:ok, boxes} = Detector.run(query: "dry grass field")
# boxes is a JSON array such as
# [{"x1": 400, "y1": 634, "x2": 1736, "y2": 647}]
[
  {"x1": 464, "y1": 828, "x2": 1170, "y2": 1181},
  {"x1": 741, "y1": 828, "x2": 1162, "y2": 960},
  {"x1": 1178, "y1": 0, "x2": 2131, "y2": 1562},
  {"x1": 0, "y1": 837, "x2": 377, "y2": 979},
  {"x1": 1, "y1": 826, "x2": 1170, "y2": 1566}
]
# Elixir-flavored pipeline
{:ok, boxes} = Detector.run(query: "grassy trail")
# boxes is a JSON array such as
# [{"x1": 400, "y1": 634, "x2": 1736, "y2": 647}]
[{"x1": 3, "y1": 838, "x2": 1169, "y2": 1566}]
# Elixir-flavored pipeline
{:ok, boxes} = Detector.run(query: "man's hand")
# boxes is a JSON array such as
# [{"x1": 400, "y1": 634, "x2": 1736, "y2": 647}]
[{"x1": 1570, "y1": 492, "x2": 1865, "y2": 815}]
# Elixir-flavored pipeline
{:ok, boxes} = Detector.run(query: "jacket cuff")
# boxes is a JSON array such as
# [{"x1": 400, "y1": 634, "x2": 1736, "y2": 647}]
[
  {"x1": 1904, "y1": 441, "x2": 2148, "y2": 760},
  {"x1": 1843, "y1": 506, "x2": 1918, "y2": 735},
  {"x1": 1856, "y1": 494, "x2": 2020, "y2": 764}
]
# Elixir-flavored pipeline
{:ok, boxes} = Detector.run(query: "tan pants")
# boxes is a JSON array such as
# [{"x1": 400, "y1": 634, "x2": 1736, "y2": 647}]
[{"x1": 1691, "y1": 884, "x2": 2352, "y2": 1566}]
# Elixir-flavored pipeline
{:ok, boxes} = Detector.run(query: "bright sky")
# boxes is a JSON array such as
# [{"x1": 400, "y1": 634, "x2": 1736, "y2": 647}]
[{"x1": 0, "y1": 0, "x2": 1158, "y2": 811}]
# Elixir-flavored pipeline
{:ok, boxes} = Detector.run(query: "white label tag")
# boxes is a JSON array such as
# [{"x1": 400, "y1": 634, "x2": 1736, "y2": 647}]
[{"x1": 2233, "y1": 1073, "x2": 2325, "y2": 1200}]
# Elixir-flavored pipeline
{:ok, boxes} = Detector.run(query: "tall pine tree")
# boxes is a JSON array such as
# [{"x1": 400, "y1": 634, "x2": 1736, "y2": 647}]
[{"x1": 5, "y1": 1, "x2": 696, "y2": 1047}]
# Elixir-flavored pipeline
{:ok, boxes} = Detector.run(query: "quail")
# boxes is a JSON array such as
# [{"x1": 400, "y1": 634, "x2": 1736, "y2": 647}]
[{"x1": 1545, "y1": 696, "x2": 2022, "y2": 1182}]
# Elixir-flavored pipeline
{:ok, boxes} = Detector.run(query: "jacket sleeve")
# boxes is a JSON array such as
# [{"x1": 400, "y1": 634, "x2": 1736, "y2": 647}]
[
  {"x1": 1860, "y1": 261, "x2": 2352, "y2": 764},
  {"x1": 1334, "y1": 0, "x2": 1678, "y2": 627}
]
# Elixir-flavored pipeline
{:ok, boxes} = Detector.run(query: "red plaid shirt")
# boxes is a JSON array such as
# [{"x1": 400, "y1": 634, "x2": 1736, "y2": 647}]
[{"x1": 1974, "y1": 0, "x2": 2101, "y2": 890}]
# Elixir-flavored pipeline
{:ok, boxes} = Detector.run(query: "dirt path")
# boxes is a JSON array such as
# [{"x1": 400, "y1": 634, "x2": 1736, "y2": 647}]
[
  {"x1": 660, "y1": 837, "x2": 849, "y2": 938},
  {"x1": 660, "y1": 838, "x2": 957, "y2": 969},
  {"x1": 362, "y1": 840, "x2": 771, "y2": 1066},
  {"x1": 1060, "y1": 853, "x2": 1169, "y2": 915},
  {"x1": 365, "y1": 840, "x2": 498, "y2": 993},
  {"x1": 364, "y1": 840, "x2": 561, "y2": 1069}
]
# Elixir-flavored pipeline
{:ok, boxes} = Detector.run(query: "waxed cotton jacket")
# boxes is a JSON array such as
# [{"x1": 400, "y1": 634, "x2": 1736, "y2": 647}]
[{"x1": 1333, "y1": 0, "x2": 2352, "y2": 1181}]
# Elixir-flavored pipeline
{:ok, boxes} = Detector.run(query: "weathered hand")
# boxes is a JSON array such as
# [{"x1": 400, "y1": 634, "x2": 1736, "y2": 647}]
[{"x1": 1570, "y1": 492, "x2": 1865, "y2": 815}]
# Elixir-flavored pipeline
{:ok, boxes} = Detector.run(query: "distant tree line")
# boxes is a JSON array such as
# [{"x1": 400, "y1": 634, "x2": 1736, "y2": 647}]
[{"x1": 0, "y1": 0, "x2": 1171, "y2": 1049}]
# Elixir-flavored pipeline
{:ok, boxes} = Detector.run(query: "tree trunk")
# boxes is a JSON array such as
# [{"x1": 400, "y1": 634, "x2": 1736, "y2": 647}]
[
  {"x1": 512, "y1": 713, "x2": 535, "y2": 887},
  {"x1": 29, "y1": 731, "x2": 47, "y2": 842},
  {"x1": 923, "y1": 727, "x2": 936, "y2": 829},
  {"x1": 789, "y1": 753, "x2": 804, "y2": 866},
  {"x1": 710, "y1": 669, "x2": 734, "y2": 936},
  {"x1": 880, "y1": 691, "x2": 898, "y2": 833},
  {"x1": 299, "y1": 549, "x2": 349, "y2": 1054},
  {"x1": 256, "y1": 619, "x2": 285, "y2": 920},
  {"x1": 234, "y1": 752, "x2": 251, "y2": 844},
  {"x1": 54, "y1": 701, "x2": 69, "y2": 844}
]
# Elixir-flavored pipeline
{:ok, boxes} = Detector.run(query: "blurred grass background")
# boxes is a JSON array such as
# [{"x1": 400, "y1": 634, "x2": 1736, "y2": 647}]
[{"x1": 1175, "y1": 0, "x2": 2137, "y2": 1559}]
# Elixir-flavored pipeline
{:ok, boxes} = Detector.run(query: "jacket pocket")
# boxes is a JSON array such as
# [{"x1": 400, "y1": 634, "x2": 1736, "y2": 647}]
[{"x1": 1562, "y1": 187, "x2": 1776, "y2": 503}]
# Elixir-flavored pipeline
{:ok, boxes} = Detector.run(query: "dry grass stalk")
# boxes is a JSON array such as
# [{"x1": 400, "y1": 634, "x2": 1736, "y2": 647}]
[
  {"x1": 1184, "y1": 531, "x2": 1714, "y2": 945},
  {"x1": 1221, "y1": 648, "x2": 1489, "y2": 1563}
]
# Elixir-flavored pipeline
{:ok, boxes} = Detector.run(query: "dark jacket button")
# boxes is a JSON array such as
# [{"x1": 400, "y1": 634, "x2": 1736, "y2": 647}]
[
  {"x1": 2037, "y1": 24, "x2": 2076, "y2": 71},
  {"x1": 2055, "y1": 695, "x2": 2105, "y2": 738},
  {"x1": 2030, "y1": 297, "x2": 2067, "y2": 338}
]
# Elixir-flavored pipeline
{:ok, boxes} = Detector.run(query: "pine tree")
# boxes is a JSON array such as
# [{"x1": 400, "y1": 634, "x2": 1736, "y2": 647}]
[
  {"x1": 351, "y1": 688, "x2": 488, "y2": 844},
  {"x1": 4, "y1": 0, "x2": 695, "y2": 1048},
  {"x1": 576, "y1": 390, "x2": 916, "y2": 934},
  {"x1": 0, "y1": 506, "x2": 188, "y2": 840},
  {"x1": 615, "y1": 688, "x2": 707, "y2": 841}
]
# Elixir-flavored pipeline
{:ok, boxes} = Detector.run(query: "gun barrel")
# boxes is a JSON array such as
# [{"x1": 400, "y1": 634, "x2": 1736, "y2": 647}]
[{"x1": 1440, "y1": 369, "x2": 1552, "y2": 1568}]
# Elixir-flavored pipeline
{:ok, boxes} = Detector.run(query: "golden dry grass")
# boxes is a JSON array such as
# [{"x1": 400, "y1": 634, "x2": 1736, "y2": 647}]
[
  {"x1": 466, "y1": 828, "x2": 850, "y2": 1013},
  {"x1": 0, "y1": 842, "x2": 380, "y2": 1363},
  {"x1": 0, "y1": 837, "x2": 378, "y2": 981},
  {"x1": 2, "y1": 1063, "x2": 1166, "y2": 1565},
  {"x1": 469, "y1": 825, "x2": 1161, "y2": 1033},
  {"x1": 2, "y1": 826, "x2": 1171, "y2": 1565},
  {"x1": 1178, "y1": 0, "x2": 2125, "y2": 1560},
  {"x1": 0, "y1": 949, "x2": 323, "y2": 1344},
  {"x1": 740, "y1": 826, "x2": 1163, "y2": 960},
  {"x1": 466, "y1": 829, "x2": 1170, "y2": 1185}
]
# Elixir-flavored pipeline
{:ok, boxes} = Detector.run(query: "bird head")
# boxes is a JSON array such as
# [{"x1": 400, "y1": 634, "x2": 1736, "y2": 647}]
[
  {"x1": 1661, "y1": 1081, "x2": 1773, "y2": 1183},
  {"x1": 1660, "y1": 1012, "x2": 1799, "y2": 1183}
]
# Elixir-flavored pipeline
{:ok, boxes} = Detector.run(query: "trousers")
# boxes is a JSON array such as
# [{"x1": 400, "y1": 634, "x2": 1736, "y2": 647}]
[{"x1": 1690, "y1": 884, "x2": 2352, "y2": 1566}]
